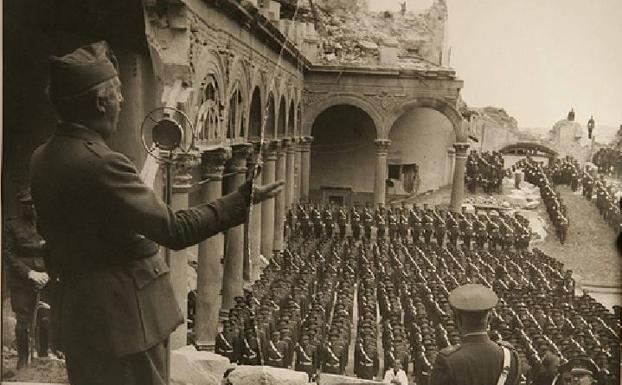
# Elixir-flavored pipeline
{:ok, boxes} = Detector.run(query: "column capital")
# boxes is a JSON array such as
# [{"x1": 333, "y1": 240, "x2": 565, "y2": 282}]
[
  {"x1": 201, "y1": 147, "x2": 231, "y2": 180},
  {"x1": 160, "y1": 151, "x2": 200, "y2": 193},
  {"x1": 301, "y1": 136, "x2": 314, "y2": 145},
  {"x1": 284, "y1": 138, "x2": 296, "y2": 153},
  {"x1": 453, "y1": 142, "x2": 470, "y2": 156},
  {"x1": 228, "y1": 143, "x2": 253, "y2": 173},
  {"x1": 374, "y1": 139, "x2": 392, "y2": 155},
  {"x1": 262, "y1": 140, "x2": 280, "y2": 161}
]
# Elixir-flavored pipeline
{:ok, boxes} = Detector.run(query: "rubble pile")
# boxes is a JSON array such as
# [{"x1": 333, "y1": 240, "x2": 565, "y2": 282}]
[
  {"x1": 473, "y1": 107, "x2": 519, "y2": 131},
  {"x1": 313, "y1": 0, "x2": 448, "y2": 67}
]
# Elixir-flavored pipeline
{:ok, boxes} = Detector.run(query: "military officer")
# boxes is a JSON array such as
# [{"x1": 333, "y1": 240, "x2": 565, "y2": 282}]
[
  {"x1": 430, "y1": 284, "x2": 520, "y2": 385},
  {"x1": 349, "y1": 209, "x2": 361, "y2": 240},
  {"x1": 31, "y1": 41, "x2": 284, "y2": 385},
  {"x1": 3, "y1": 190, "x2": 51, "y2": 369}
]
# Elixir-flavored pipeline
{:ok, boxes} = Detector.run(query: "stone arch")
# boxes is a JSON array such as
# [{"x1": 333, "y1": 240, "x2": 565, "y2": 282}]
[
  {"x1": 303, "y1": 94, "x2": 385, "y2": 138},
  {"x1": 499, "y1": 142, "x2": 558, "y2": 157},
  {"x1": 287, "y1": 99, "x2": 295, "y2": 137},
  {"x1": 277, "y1": 95, "x2": 287, "y2": 138},
  {"x1": 227, "y1": 57, "x2": 250, "y2": 140},
  {"x1": 387, "y1": 97, "x2": 466, "y2": 141},
  {"x1": 247, "y1": 86, "x2": 263, "y2": 140},
  {"x1": 246, "y1": 65, "x2": 266, "y2": 140},
  {"x1": 192, "y1": 49, "x2": 226, "y2": 142},
  {"x1": 265, "y1": 92, "x2": 276, "y2": 139}
]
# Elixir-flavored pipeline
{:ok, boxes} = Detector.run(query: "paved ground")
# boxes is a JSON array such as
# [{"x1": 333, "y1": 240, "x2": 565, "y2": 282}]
[
  {"x1": 397, "y1": 181, "x2": 622, "y2": 288},
  {"x1": 535, "y1": 185, "x2": 621, "y2": 287}
]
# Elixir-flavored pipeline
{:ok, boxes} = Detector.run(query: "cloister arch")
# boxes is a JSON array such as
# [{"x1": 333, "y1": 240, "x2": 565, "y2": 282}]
[
  {"x1": 387, "y1": 97, "x2": 466, "y2": 141},
  {"x1": 265, "y1": 92, "x2": 276, "y2": 139},
  {"x1": 277, "y1": 96, "x2": 286, "y2": 138},
  {"x1": 388, "y1": 107, "x2": 456, "y2": 194},
  {"x1": 303, "y1": 94, "x2": 384, "y2": 139},
  {"x1": 287, "y1": 101, "x2": 295, "y2": 136},
  {"x1": 309, "y1": 104, "x2": 378, "y2": 204},
  {"x1": 248, "y1": 87, "x2": 262, "y2": 140}
]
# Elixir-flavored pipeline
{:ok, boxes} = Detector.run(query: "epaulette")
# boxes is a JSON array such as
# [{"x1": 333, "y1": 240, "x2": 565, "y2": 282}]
[
  {"x1": 497, "y1": 341, "x2": 516, "y2": 350},
  {"x1": 439, "y1": 344, "x2": 462, "y2": 356}
]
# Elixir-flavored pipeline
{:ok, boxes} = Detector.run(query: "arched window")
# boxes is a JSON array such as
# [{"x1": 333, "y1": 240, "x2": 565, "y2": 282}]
[
  {"x1": 265, "y1": 93, "x2": 275, "y2": 139},
  {"x1": 287, "y1": 101, "x2": 295, "y2": 136},
  {"x1": 227, "y1": 87, "x2": 243, "y2": 139},
  {"x1": 277, "y1": 97, "x2": 287, "y2": 138},
  {"x1": 195, "y1": 76, "x2": 220, "y2": 142},
  {"x1": 249, "y1": 87, "x2": 262, "y2": 140}
]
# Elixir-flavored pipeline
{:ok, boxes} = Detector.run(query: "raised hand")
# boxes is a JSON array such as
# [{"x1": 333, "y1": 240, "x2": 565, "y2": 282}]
[{"x1": 252, "y1": 180, "x2": 285, "y2": 204}]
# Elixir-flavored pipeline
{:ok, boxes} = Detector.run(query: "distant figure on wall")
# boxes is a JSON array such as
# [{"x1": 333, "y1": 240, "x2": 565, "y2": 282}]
[
  {"x1": 587, "y1": 116, "x2": 595, "y2": 139},
  {"x1": 567, "y1": 108, "x2": 575, "y2": 121}
]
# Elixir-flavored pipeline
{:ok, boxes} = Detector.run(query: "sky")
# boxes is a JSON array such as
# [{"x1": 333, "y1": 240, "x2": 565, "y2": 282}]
[{"x1": 368, "y1": 0, "x2": 622, "y2": 130}]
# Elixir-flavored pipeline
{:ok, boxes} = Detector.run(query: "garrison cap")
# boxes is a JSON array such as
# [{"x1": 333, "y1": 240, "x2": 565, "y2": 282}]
[
  {"x1": 569, "y1": 357, "x2": 599, "y2": 376},
  {"x1": 448, "y1": 284, "x2": 498, "y2": 311},
  {"x1": 48, "y1": 41, "x2": 119, "y2": 98}
]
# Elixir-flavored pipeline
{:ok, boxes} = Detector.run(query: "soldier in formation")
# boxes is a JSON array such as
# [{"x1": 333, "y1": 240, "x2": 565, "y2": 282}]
[{"x1": 466, "y1": 150, "x2": 506, "y2": 194}]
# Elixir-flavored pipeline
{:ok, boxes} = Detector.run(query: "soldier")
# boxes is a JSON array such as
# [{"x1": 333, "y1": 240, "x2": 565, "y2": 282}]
[
  {"x1": 430, "y1": 284, "x2": 520, "y2": 385},
  {"x1": 264, "y1": 331, "x2": 284, "y2": 367},
  {"x1": 363, "y1": 209, "x2": 374, "y2": 240},
  {"x1": 351, "y1": 209, "x2": 362, "y2": 240},
  {"x1": 3, "y1": 190, "x2": 50, "y2": 369},
  {"x1": 294, "y1": 335, "x2": 317, "y2": 380},
  {"x1": 31, "y1": 41, "x2": 283, "y2": 384},
  {"x1": 399, "y1": 211, "x2": 410, "y2": 240},
  {"x1": 337, "y1": 208, "x2": 347, "y2": 239},
  {"x1": 215, "y1": 321, "x2": 237, "y2": 362},
  {"x1": 422, "y1": 209, "x2": 435, "y2": 245},
  {"x1": 434, "y1": 211, "x2": 446, "y2": 247},
  {"x1": 376, "y1": 210, "x2": 387, "y2": 240},
  {"x1": 388, "y1": 211, "x2": 399, "y2": 241},
  {"x1": 447, "y1": 214, "x2": 460, "y2": 248},
  {"x1": 410, "y1": 208, "x2": 423, "y2": 244}
]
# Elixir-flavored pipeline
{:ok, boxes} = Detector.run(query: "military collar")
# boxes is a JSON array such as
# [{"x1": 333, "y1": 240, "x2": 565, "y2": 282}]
[
  {"x1": 56, "y1": 121, "x2": 107, "y2": 146},
  {"x1": 462, "y1": 332, "x2": 491, "y2": 343}
]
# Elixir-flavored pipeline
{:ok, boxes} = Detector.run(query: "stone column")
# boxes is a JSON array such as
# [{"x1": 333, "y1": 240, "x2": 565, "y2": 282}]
[
  {"x1": 168, "y1": 152, "x2": 200, "y2": 350},
  {"x1": 300, "y1": 136, "x2": 313, "y2": 202},
  {"x1": 294, "y1": 137, "x2": 302, "y2": 203},
  {"x1": 247, "y1": 142, "x2": 263, "y2": 282},
  {"x1": 274, "y1": 139, "x2": 288, "y2": 251},
  {"x1": 221, "y1": 143, "x2": 253, "y2": 311},
  {"x1": 285, "y1": 138, "x2": 296, "y2": 210},
  {"x1": 449, "y1": 142, "x2": 470, "y2": 212},
  {"x1": 261, "y1": 140, "x2": 279, "y2": 260},
  {"x1": 195, "y1": 147, "x2": 230, "y2": 350},
  {"x1": 373, "y1": 139, "x2": 391, "y2": 207}
]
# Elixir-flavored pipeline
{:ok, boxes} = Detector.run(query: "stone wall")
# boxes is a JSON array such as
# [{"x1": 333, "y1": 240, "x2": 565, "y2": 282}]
[{"x1": 388, "y1": 107, "x2": 455, "y2": 193}]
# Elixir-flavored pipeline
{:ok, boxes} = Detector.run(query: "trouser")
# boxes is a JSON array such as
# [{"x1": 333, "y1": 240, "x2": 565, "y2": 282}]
[
  {"x1": 11, "y1": 284, "x2": 50, "y2": 363},
  {"x1": 65, "y1": 342, "x2": 167, "y2": 385}
]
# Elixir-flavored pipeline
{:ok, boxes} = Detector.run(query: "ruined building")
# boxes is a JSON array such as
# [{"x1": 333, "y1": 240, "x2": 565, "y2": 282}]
[{"x1": 3, "y1": 0, "x2": 469, "y2": 350}]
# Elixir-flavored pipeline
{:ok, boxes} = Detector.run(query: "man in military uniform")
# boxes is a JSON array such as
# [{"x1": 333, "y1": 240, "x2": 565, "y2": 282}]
[
  {"x1": 351, "y1": 209, "x2": 362, "y2": 240},
  {"x1": 430, "y1": 284, "x2": 520, "y2": 385},
  {"x1": 3, "y1": 190, "x2": 51, "y2": 369},
  {"x1": 31, "y1": 41, "x2": 284, "y2": 385}
]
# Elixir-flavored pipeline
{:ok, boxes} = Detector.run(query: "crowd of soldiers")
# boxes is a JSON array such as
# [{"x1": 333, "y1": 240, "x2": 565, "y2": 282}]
[
  {"x1": 519, "y1": 158, "x2": 569, "y2": 244},
  {"x1": 465, "y1": 150, "x2": 506, "y2": 194},
  {"x1": 293, "y1": 203, "x2": 532, "y2": 251},
  {"x1": 592, "y1": 148, "x2": 622, "y2": 177},
  {"x1": 583, "y1": 173, "x2": 622, "y2": 233},
  {"x1": 207, "y1": 199, "x2": 619, "y2": 385}
]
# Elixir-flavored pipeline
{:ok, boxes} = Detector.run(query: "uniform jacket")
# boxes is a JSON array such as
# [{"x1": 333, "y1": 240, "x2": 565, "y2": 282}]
[
  {"x1": 30, "y1": 122, "x2": 250, "y2": 357},
  {"x1": 430, "y1": 334, "x2": 520, "y2": 385},
  {"x1": 3, "y1": 218, "x2": 47, "y2": 287}
]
